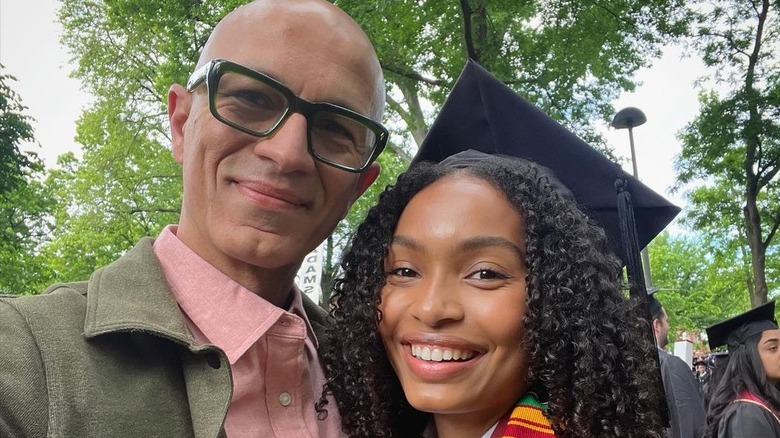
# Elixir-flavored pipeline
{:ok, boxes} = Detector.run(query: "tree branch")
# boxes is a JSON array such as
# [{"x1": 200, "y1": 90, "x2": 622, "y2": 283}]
[
  {"x1": 128, "y1": 208, "x2": 180, "y2": 214},
  {"x1": 698, "y1": 30, "x2": 750, "y2": 58},
  {"x1": 763, "y1": 208, "x2": 780, "y2": 249},
  {"x1": 381, "y1": 64, "x2": 443, "y2": 86},
  {"x1": 459, "y1": 0, "x2": 478, "y2": 61}
]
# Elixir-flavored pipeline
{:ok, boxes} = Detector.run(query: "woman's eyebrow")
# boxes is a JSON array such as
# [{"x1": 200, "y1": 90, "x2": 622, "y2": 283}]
[
  {"x1": 457, "y1": 236, "x2": 525, "y2": 260},
  {"x1": 389, "y1": 235, "x2": 423, "y2": 252},
  {"x1": 389, "y1": 235, "x2": 525, "y2": 260},
  {"x1": 762, "y1": 336, "x2": 780, "y2": 346}
]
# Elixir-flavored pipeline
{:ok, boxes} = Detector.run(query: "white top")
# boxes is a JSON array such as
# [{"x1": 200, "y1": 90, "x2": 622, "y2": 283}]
[{"x1": 423, "y1": 421, "x2": 499, "y2": 438}]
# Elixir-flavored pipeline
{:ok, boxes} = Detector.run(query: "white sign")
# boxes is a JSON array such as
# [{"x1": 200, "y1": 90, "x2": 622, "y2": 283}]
[
  {"x1": 673, "y1": 339, "x2": 694, "y2": 367},
  {"x1": 295, "y1": 242, "x2": 325, "y2": 305}
]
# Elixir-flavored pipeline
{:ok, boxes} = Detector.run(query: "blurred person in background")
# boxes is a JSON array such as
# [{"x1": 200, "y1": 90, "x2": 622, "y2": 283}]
[{"x1": 704, "y1": 301, "x2": 780, "y2": 437}]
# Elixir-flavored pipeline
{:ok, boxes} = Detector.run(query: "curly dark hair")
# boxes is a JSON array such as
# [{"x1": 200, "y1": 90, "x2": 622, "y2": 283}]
[
  {"x1": 317, "y1": 156, "x2": 664, "y2": 438},
  {"x1": 704, "y1": 333, "x2": 780, "y2": 438}
]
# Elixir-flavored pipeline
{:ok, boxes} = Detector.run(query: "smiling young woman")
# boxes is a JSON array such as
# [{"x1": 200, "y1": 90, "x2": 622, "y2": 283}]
[
  {"x1": 377, "y1": 174, "x2": 530, "y2": 438},
  {"x1": 316, "y1": 153, "x2": 665, "y2": 438},
  {"x1": 316, "y1": 60, "x2": 677, "y2": 438}
]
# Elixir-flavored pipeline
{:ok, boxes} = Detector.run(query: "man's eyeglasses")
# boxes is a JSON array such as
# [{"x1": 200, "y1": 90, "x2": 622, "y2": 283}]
[{"x1": 186, "y1": 59, "x2": 388, "y2": 173}]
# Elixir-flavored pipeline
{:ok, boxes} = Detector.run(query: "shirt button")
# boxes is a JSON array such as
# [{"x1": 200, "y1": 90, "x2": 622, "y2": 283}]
[{"x1": 278, "y1": 392, "x2": 292, "y2": 407}]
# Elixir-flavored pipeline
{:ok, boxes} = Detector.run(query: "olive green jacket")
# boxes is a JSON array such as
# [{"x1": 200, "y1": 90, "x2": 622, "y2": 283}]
[{"x1": 0, "y1": 238, "x2": 332, "y2": 438}]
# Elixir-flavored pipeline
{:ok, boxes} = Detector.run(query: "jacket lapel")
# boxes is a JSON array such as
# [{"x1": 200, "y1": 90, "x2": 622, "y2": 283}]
[{"x1": 82, "y1": 237, "x2": 194, "y2": 346}]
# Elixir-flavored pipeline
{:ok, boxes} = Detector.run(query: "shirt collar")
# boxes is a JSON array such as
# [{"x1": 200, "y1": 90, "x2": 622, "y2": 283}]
[{"x1": 153, "y1": 225, "x2": 319, "y2": 363}]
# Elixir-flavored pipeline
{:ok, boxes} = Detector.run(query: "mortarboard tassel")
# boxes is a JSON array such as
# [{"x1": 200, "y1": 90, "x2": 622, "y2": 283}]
[
  {"x1": 615, "y1": 178, "x2": 670, "y2": 427},
  {"x1": 614, "y1": 177, "x2": 647, "y2": 301},
  {"x1": 615, "y1": 177, "x2": 670, "y2": 427}
]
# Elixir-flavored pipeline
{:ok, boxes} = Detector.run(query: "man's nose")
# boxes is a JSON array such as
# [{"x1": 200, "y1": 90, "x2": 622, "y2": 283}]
[{"x1": 253, "y1": 113, "x2": 315, "y2": 173}]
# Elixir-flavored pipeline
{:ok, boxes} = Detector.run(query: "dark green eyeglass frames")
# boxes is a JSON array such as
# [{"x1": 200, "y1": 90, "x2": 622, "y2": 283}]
[{"x1": 187, "y1": 59, "x2": 388, "y2": 173}]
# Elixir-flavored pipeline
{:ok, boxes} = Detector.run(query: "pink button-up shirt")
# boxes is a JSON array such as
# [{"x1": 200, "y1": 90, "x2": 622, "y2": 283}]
[{"x1": 153, "y1": 226, "x2": 343, "y2": 437}]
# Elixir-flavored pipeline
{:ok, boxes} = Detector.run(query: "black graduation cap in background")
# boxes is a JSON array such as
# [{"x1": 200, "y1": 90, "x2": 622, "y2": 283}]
[
  {"x1": 706, "y1": 301, "x2": 778, "y2": 352},
  {"x1": 413, "y1": 60, "x2": 680, "y2": 295}
]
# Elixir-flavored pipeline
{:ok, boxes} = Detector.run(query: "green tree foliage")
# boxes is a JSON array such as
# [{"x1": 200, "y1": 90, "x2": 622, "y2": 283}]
[
  {"x1": 0, "y1": 67, "x2": 55, "y2": 294},
  {"x1": 40, "y1": 0, "x2": 206, "y2": 283},
  {"x1": 0, "y1": 68, "x2": 36, "y2": 195},
  {"x1": 677, "y1": 0, "x2": 780, "y2": 306},
  {"x1": 649, "y1": 232, "x2": 752, "y2": 342},
  {"x1": 343, "y1": 0, "x2": 690, "y2": 152},
  {"x1": 40, "y1": 0, "x2": 689, "y2": 302}
]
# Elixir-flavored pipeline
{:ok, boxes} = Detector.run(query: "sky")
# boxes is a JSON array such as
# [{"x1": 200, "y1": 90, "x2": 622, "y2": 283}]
[
  {"x1": 0, "y1": 0, "x2": 90, "y2": 166},
  {"x1": 601, "y1": 45, "x2": 707, "y2": 212},
  {"x1": 1, "y1": 0, "x2": 710, "y2": 217}
]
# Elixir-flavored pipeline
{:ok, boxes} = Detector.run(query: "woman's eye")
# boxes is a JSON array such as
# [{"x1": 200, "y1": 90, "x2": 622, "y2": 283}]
[
  {"x1": 386, "y1": 267, "x2": 418, "y2": 278},
  {"x1": 467, "y1": 269, "x2": 508, "y2": 280}
]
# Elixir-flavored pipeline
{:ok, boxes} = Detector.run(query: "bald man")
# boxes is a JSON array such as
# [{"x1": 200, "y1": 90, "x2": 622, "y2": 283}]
[{"x1": 0, "y1": 1, "x2": 387, "y2": 436}]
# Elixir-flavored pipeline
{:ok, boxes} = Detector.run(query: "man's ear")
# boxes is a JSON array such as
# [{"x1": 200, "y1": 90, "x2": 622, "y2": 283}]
[
  {"x1": 352, "y1": 162, "x2": 381, "y2": 202},
  {"x1": 168, "y1": 84, "x2": 191, "y2": 164},
  {"x1": 651, "y1": 318, "x2": 661, "y2": 335}
]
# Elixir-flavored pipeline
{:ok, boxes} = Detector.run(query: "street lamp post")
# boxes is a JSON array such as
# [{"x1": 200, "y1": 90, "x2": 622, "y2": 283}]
[{"x1": 611, "y1": 107, "x2": 653, "y2": 291}]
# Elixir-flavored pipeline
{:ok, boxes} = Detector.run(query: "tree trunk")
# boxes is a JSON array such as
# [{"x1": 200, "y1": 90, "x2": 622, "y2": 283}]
[
  {"x1": 320, "y1": 235, "x2": 335, "y2": 310},
  {"x1": 744, "y1": 200, "x2": 768, "y2": 306},
  {"x1": 740, "y1": 0, "x2": 771, "y2": 307},
  {"x1": 398, "y1": 82, "x2": 428, "y2": 148},
  {"x1": 459, "y1": 0, "x2": 494, "y2": 67},
  {"x1": 737, "y1": 235, "x2": 756, "y2": 300}
]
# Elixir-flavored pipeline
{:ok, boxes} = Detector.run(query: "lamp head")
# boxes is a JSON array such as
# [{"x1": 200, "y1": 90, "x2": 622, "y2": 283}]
[{"x1": 611, "y1": 107, "x2": 647, "y2": 130}]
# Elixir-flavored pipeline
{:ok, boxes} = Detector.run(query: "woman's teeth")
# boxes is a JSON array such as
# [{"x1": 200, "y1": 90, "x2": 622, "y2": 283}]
[{"x1": 411, "y1": 345, "x2": 476, "y2": 362}]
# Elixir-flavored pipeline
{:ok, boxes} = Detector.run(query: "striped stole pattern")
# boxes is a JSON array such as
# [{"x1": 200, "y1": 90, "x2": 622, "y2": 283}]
[{"x1": 490, "y1": 394, "x2": 556, "y2": 438}]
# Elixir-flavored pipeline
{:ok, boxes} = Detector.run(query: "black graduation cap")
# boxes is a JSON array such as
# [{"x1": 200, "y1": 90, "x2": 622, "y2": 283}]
[
  {"x1": 706, "y1": 301, "x2": 778, "y2": 352},
  {"x1": 413, "y1": 60, "x2": 680, "y2": 290}
]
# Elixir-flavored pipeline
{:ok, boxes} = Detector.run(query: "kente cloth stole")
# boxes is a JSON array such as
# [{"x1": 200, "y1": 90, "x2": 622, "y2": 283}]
[{"x1": 490, "y1": 393, "x2": 556, "y2": 438}]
